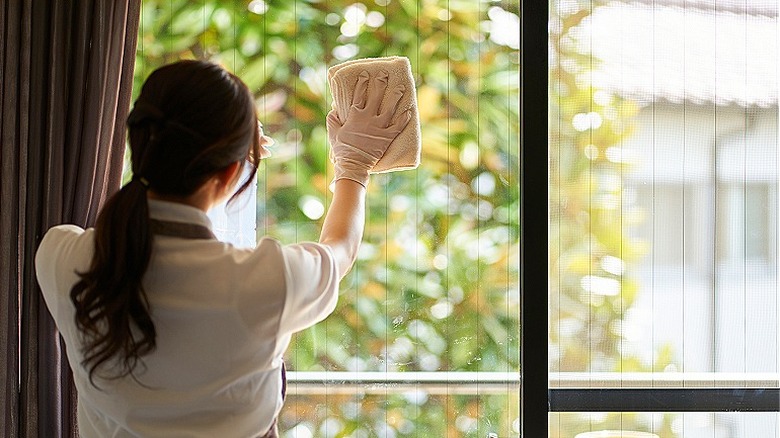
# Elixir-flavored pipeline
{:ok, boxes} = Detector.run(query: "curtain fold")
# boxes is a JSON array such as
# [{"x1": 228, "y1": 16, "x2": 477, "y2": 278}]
[{"x1": 1, "y1": 1, "x2": 141, "y2": 436}]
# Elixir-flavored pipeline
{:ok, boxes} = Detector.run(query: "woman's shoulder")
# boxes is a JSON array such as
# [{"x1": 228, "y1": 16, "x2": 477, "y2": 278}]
[
  {"x1": 35, "y1": 225, "x2": 95, "y2": 312},
  {"x1": 252, "y1": 237, "x2": 335, "y2": 268},
  {"x1": 39, "y1": 224, "x2": 93, "y2": 254},
  {"x1": 43, "y1": 223, "x2": 87, "y2": 238},
  {"x1": 36, "y1": 225, "x2": 94, "y2": 280},
  {"x1": 231, "y1": 236, "x2": 329, "y2": 260},
  {"x1": 226, "y1": 237, "x2": 336, "y2": 292}
]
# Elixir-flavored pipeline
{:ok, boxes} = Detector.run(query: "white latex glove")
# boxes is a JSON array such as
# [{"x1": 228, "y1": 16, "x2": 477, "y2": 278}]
[{"x1": 327, "y1": 70, "x2": 411, "y2": 189}]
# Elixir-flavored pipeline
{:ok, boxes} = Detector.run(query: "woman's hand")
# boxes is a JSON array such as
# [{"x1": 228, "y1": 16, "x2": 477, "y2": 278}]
[{"x1": 327, "y1": 70, "x2": 412, "y2": 188}]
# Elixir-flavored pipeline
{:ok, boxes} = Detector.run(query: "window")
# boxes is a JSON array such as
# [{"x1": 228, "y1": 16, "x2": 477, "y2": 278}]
[
  {"x1": 549, "y1": 0, "x2": 779, "y2": 436},
  {"x1": 133, "y1": 0, "x2": 520, "y2": 436}
]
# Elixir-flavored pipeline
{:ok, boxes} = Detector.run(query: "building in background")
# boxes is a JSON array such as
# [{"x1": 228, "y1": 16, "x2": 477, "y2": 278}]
[{"x1": 575, "y1": 1, "x2": 778, "y2": 436}]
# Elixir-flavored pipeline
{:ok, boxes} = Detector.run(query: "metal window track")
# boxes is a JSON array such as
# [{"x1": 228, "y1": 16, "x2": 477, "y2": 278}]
[
  {"x1": 286, "y1": 371, "x2": 521, "y2": 395},
  {"x1": 549, "y1": 372, "x2": 780, "y2": 412},
  {"x1": 286, "y1": 371, "x2": 780, "y2": 411}
]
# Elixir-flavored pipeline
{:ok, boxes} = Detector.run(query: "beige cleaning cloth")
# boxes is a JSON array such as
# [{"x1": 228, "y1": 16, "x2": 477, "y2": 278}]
[{"x1": 328, "y1": 56, "x2": 421, "y2": 174}]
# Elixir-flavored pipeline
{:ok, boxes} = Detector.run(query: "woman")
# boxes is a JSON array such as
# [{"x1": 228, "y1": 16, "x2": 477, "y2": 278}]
[{"x1": 35, "y1": 60, "x2": 410, "y2": 437}]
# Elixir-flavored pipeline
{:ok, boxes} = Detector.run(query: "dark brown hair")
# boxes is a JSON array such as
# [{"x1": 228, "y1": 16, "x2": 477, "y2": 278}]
[{"x1": 70, "y1": 60, "x2": 261, "y2": 385}]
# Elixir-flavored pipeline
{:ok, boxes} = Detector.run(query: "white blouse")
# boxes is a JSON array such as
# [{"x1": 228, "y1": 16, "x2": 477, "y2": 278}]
[{"x1": 35, "y1": 200, "x2": 339, "y2": 437}]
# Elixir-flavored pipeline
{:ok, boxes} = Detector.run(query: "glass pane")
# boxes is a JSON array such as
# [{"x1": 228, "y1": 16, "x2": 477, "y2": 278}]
[
  {"x1": 549, "y1": 0, "x2": 779, "y2": 400},
  {"x1": 550, "y1": 412, "x2": 779, "y2": 438},
  {"x1": 134, "y1": 0, "x2": 521, "y2": 435}
]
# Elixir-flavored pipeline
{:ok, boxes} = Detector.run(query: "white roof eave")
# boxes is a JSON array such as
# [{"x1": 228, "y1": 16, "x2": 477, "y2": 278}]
[{"x1": 568, "y1": 3, "x2": 778, "y2": 108}]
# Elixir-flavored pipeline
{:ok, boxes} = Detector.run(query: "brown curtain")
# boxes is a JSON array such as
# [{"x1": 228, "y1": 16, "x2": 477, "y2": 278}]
[{"x1": 0, "y1": 1, "x2": 141, "y2": 436}]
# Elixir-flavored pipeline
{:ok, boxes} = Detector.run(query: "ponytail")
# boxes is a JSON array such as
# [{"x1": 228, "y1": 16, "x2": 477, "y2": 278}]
[{"x1": 70, "y1": 177, "x2": 156, "y2": 384}]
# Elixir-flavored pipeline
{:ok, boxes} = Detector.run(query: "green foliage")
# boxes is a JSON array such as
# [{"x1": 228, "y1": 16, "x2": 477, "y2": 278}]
[{"x1": 135, "y1": 0, "x2": 519, "y2": 435}]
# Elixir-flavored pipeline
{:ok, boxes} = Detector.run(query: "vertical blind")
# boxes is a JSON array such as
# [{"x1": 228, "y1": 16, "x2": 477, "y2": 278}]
[
  {"x1": 133, "y1": 0, "x2": 520, "y2": 436},
  {"x1": 550, "y1": 0, "x2": 779, "y2": 436}
]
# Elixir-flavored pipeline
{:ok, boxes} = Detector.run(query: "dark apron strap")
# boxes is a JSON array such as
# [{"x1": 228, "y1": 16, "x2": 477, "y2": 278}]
[{"x1": 150, "y1": 219, "x2": 216, "y2": 240}]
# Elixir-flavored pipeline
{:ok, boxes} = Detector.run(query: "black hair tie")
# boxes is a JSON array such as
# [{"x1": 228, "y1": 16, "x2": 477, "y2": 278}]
[{"x1": 132, "y1": 175, "x2": 150, "y2": 189}]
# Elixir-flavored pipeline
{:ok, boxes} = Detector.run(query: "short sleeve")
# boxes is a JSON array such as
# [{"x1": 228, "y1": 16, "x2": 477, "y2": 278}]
[
  {"x1": 277, "y1": 242, "x2": 339, "y2": 335},
  {"x1": 35, "y1": 225, "x2": 91, "y2": 322}
]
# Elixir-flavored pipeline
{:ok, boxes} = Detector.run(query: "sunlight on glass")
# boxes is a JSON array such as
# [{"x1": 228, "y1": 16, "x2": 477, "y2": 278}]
[
  {"x1": 346, "y1": 356, "x2": 367, "y2": 372},
  {"x1": 319, "y1": 419, "x2": 344, "y2": 437},
  {"x1": 332, "y1": 43, "x2": 359, "y2": 60},
  {"x1": 431, "y1": 300, "x2": 454, "y2": 319},
  {"x1": 299, "y1": 66, "x2": 327, "y2": 96},
  {"x1": 456, "y1": 415, "x2": 478, "y2": 433},
  {"x1": 572, "y1": 112, "x2": 603, "y2": 131},
  {"x1": 342, "y1": 401, "x2": 361, "y2": 419},
  {"x1": 341, "y1": 3, "x2": 367, "y2": 37},
  {"x1": 471, "y1": 171, "x2": 496, "y2": 196},
  {"x1": 419, "y1": 353, "x2": 441, "y2": 371},
  {"x1": 325, "y1": 13, "x2": 340, "y2": 25},
  {"x1": 389, "y1": 336, "x2": 413, "y2": 357},
  {"x1": 240, "y1": 38, "x2": 260, "y2": 57},
  {"x1": 477, "y1": 199, "x2": 494, "y2": 221},
  {"x1": 340, "y1": 22, "x2": 360, "y2": 38},
  {"x1": 345, "y1": 2, "x2": 368, "y2": 22},
  {"x1": 459, "y1": 141, "x2": 479, "y2": 169},
  {"x1": 437, "y1": 9, "x2": 453, "y2": 21},
  {"x1": 247, "y1": 0, "x2": 268, "y2": 15},
  {"x1": 487, "y1": 7, "x2": 520, "y2": 50},
  {"x1": 390, "y1": 194, "x2": 411, "y2": 212},
  {"x1": 284, "y1": 423, "x2": 314, "y2": 438},
  {"x1": 432, "y1": 254, "x2": 448, "y2": 270},
  {"x1": 357, "y1": 242, "x2": 377, "y2": 260},
  {"x1": 600, "y1": 255, "x2": 625, "y2": 276},
  {"x1": 605, "y1": 146, "x2": 634, "y2": 164},
  {"x1": 425, "y1": 183, "x2": 448, "y2": 207},
  {"x1": 580, "y1": 275, "x2": 621, "y2": 296},
  {"x1": 403, "y1": 390, "x2": 429, "y2": 405},
  {"x1": 299, "y1": 195, "x2": 325, "y2": 220},
  {"x1": 583, "y1": 144, "x2": 599, "y2": 160},
  {"x1": 212, "y1": 9, "x2": 231, "y2": 29},
  {"x1": 593, "y1": 90, "x2": 613, "y2": 106},
  {"x1": 365, "y1": 11, "x2": 385, "y2": 28}
]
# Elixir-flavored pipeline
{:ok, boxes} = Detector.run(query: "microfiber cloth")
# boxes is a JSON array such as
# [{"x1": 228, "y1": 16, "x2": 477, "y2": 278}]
[{"x1": 328, "y1": 56, "x2": 421, "y2": 174}]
